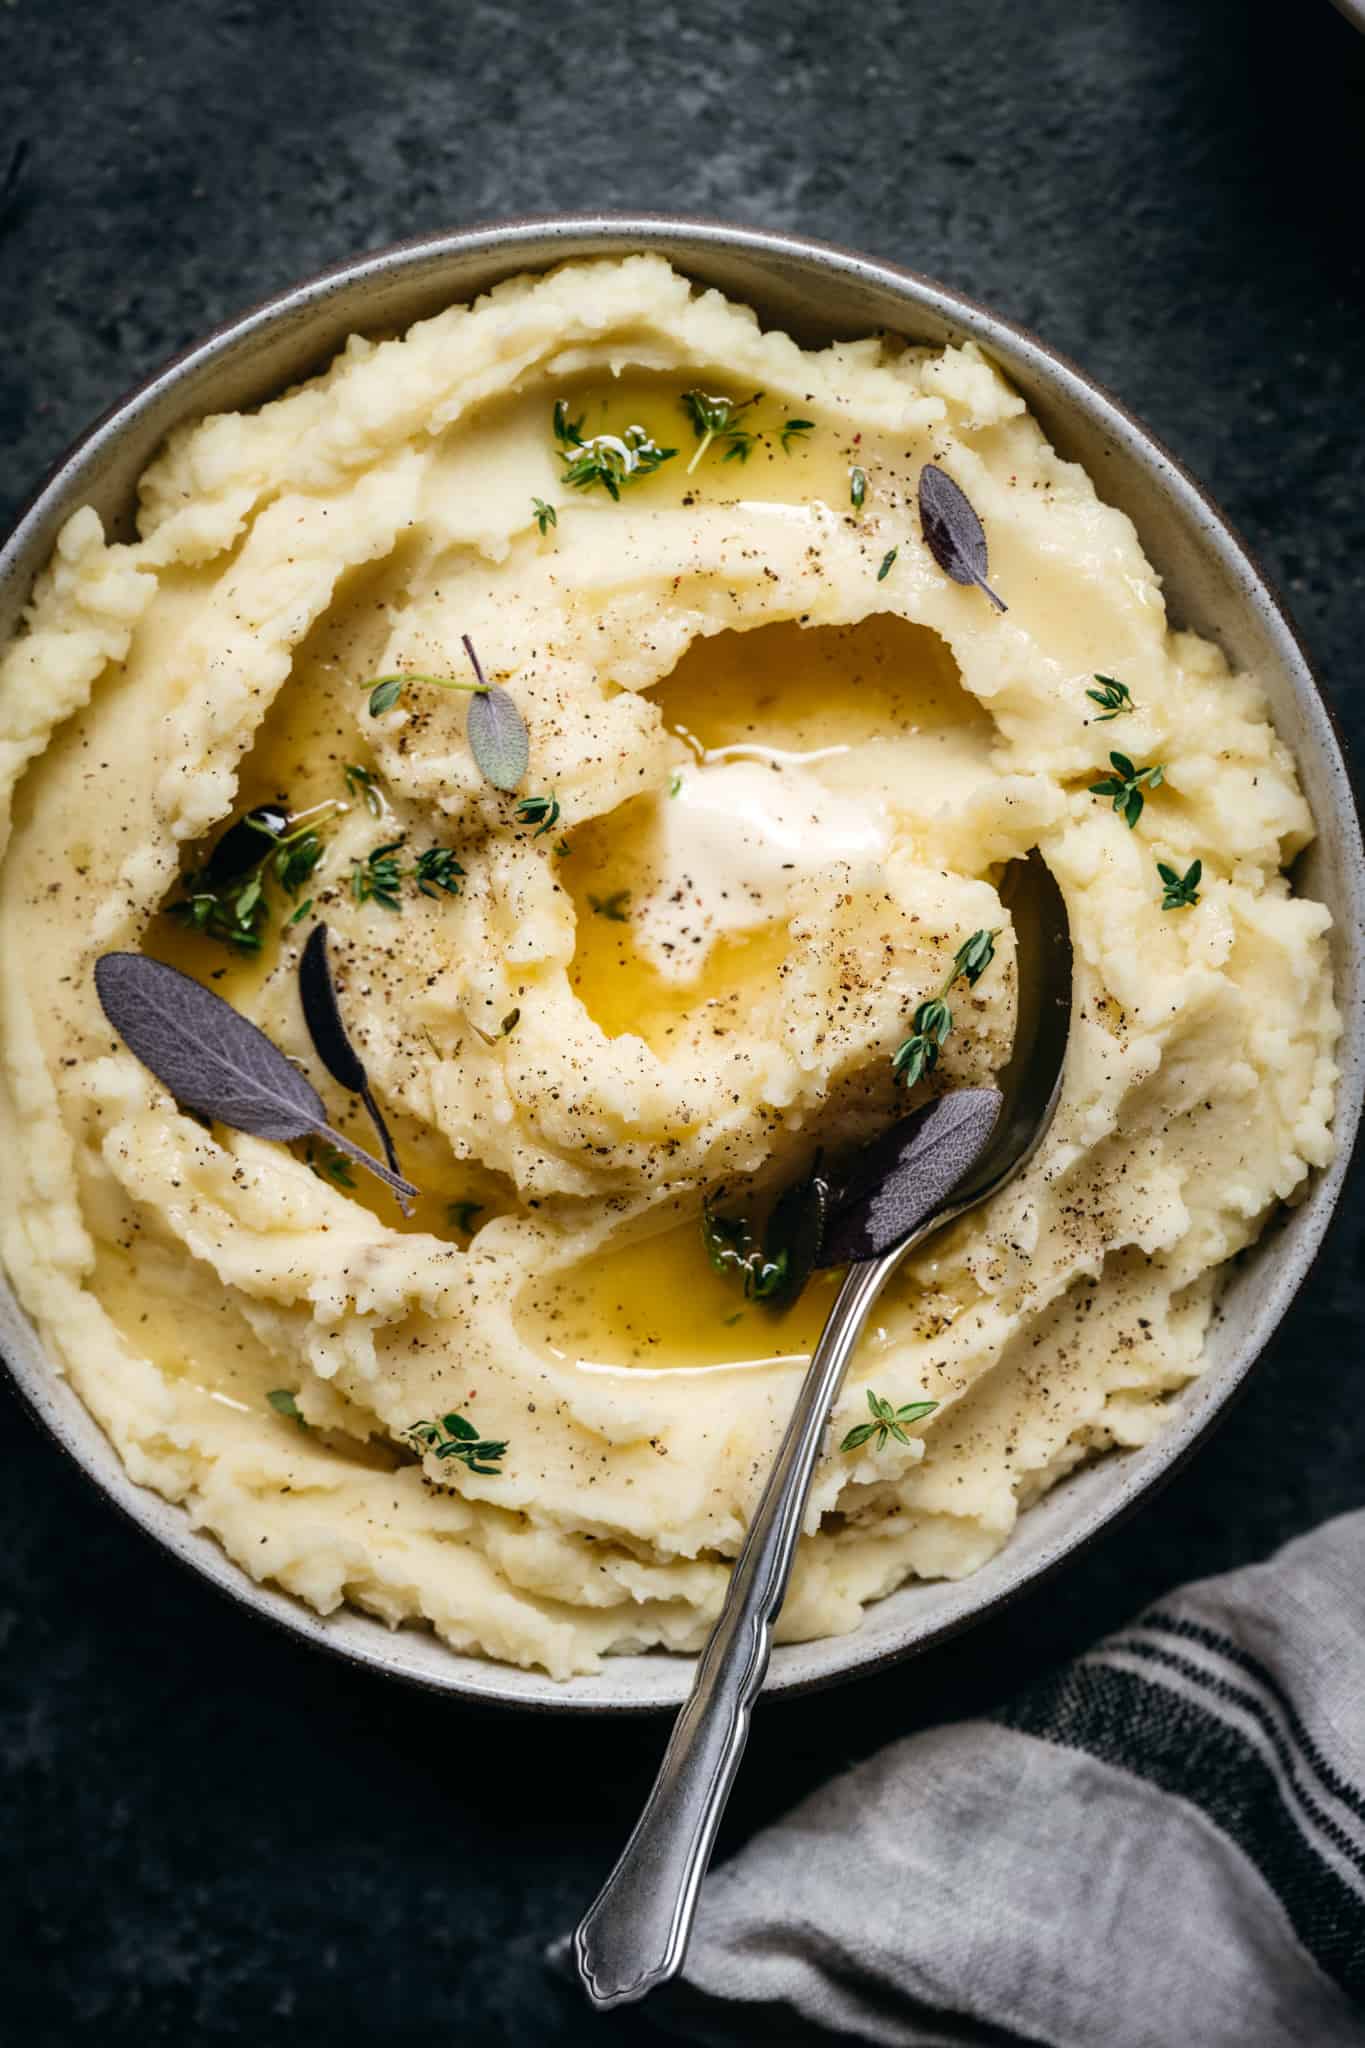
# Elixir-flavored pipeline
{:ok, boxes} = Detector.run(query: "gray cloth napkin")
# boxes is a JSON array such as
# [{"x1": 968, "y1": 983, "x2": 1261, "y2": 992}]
[{"x1": 664, "y1": 1511, "x2": 1365, "y2": 2047}]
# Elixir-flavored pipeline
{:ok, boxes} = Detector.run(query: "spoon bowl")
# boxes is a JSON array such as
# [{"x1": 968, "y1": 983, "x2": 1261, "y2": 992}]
[
  {"x1": 575, "y1": 848, "x2": 1074, "y2": 2009},
  {"x1": 941, "y1": 846, "x2": 1073, "y2": 1213},
  {"x1": 819, "y1": 849, "x2": 1072, "y2": 1265}
]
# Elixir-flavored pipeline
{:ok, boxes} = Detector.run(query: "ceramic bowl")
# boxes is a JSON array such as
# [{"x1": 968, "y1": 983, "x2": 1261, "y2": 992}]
[{"x1": 2, "y1": 216, "x2": 1361, "y2": 1711}]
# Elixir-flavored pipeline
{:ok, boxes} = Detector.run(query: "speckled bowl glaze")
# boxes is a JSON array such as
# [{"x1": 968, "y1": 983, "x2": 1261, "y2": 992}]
[{"x1": 2, "y1": 217, "x2": 1361, "y2": 1712}]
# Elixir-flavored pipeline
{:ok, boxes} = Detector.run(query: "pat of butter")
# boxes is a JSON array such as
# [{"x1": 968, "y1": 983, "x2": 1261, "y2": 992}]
[{"x1": 634, "y1": 758, "x2": 888, "y2": 983}]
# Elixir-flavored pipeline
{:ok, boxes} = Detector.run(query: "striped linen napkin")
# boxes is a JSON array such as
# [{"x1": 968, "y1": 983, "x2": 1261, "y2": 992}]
[{"x1": 662, "y1": 1510, "x2": 1365, "y2": 2046}]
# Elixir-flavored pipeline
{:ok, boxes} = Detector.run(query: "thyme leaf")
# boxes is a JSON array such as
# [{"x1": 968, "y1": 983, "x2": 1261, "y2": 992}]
[
  {"x1": 877, "y1": 547, "x2": 898, "y2": 582},
  {"x1": 850, "y1": 466, "x2": 867, "y2": 512},
  {"x1": 267, "y1": 1387, "x2": 310, "y2": 1428},
  {"x1": 305, "y1": 1142, "x2": 357, "y2": 1190},
  {"x1": 952, "y1": 929, "x2": 998, "y2": 985},
  {"x1": 588, "y1": 889, "x2": 631, "y2": 922},
  {"x1": 367, "y1": 671, "x2": 478, "y2": 717},
  {"x1": 469, "y1": 1008, "x2": 522, "y2": 1048},
  {"x1": 532, "y1": 497, "x2": 557, "y2": 535},
  {"x1": 553, "y1": 399, "x2": 585, "y2": 448},
  {"x1": 368, "y1": 677, "x2": 404, "y2": 715},
  {"x1": 780, "y1": 418, "x2": 814, "y2": 452}
]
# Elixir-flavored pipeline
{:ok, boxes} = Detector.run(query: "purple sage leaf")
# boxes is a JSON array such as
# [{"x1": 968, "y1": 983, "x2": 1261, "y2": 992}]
[
  {"x1": 298, "y1": 923, "x2": 402, "y2": 1176},
  {"x1": 462, "y1": 634, "x2": 529, "y2": 792},
  {"x1": 819, "y1": 1087, "x2": 1002, "y2": 1266},
  {"x1": 761, "y1": 1159, "x2": 830, "y2": 1307},
  {"x1": 918, "y1": 464, "x2": 1007, "y2": 613},
  {"x1": 94, "y1": 953, "x2": 417, "y2": 1212}
]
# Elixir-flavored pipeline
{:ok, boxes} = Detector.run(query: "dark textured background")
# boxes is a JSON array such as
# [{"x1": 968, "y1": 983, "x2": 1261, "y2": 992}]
[{"x1": 2, "y1": 2, "x2": 1362, "y2": 2042}]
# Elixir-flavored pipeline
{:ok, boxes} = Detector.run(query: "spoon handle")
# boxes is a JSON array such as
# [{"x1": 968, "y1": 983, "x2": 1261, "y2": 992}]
[{"x1": 574, "y1": 1253, "x2": 894, "y2": 2010}]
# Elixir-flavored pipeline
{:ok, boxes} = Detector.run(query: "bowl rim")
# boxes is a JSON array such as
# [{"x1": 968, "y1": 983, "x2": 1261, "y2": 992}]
[{"x1": 2, "y1": 209, "x2": 1361, "y2": 1714}]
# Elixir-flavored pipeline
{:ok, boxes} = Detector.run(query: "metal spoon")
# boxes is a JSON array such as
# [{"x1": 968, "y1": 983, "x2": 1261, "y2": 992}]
[{"x1": 574, "y1": 848, "x2": 1073, "y2": 2011}]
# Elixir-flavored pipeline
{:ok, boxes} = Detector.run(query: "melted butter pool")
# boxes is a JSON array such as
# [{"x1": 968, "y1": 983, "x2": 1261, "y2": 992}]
[{"x1": 520, "y1": 1207, "x2": 847, "y2": 1372}]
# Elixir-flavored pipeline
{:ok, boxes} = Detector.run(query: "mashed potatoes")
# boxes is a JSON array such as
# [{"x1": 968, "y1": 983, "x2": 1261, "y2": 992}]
[{"x1": 0, "y1": 256, "x2": 1339, "y2": 1676}]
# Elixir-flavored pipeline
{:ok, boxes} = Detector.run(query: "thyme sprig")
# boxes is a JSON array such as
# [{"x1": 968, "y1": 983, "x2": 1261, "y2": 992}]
[
  {"x1": 840, "y1": 1388, "x2": 938, "y2": 1453},
  {"x1": 1090, "y1": 751, "x2": 1165, "y2": 829},
  {"x1": 343, "y1": 763, "x2": 383, "y2": 816},
  {"x1": 780, "y1": 418, "x2": 814, "y2": 452},
  {"x1": 413, "y1": 848, "x2": 466, "y2": 897},
  {"x1": 702, "y1": 1158, "x2": 827, "y2": 1311},
  {"x1": 681, "y1": 389, "x2": 763, "y2": 471},
  {"x1": 305, "y1": 1141, "x2": 357, "y2": 1189},
  {"x1": 892, "y1": 928, "x2": 998, "y2": 1089},
  {"x1": 1158, "y1": 857, "x2": 1202, "y2": 909},
  {"x1": 703, "y1": 1202, "x2": 786, "y2": 1300},
  {"x1": 532, "y1": 497, "x2": 557, "y2": 535},
  {"x1": 515, "y1": 792, "x2": 561, "y2": 836},
  {"x1": 351, "y1": 842, "x2": 404, "y2": 910},
  {"x1": 351, "y1": 841, "x2": 465, "y2": 910},
  {"x1": 367, "y1": 671, "x2": 475, "y2": 717},
  {"x1": 554, "y1": 399, "x2": 676, "y2": 498},
  {"x1": 404, "y1": 1413, "x2": 507, "y2": 1476},
  {"x1": 169, "y1": 803, "x2": 337, "y2": 952},
  {"x1": 1086, "y1": 676, "x2": 1136, "y2": 722}
]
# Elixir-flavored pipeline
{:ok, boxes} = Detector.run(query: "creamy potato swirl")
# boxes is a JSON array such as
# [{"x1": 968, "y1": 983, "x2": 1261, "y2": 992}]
[{"x1": 0, "y1": 257, "x2": 1338, "y2": 1675}]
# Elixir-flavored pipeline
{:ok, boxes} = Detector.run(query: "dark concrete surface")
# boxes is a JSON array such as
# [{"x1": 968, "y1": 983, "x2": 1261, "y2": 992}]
[{"x1": 1, "y1": 1, "x2": 1362, "y2": 2041}]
